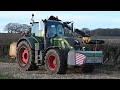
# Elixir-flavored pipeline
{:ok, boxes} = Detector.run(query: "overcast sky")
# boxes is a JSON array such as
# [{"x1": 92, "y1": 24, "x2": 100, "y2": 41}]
[{"x1": 0, "y1": 11, "x2": 120, "y2": 33}]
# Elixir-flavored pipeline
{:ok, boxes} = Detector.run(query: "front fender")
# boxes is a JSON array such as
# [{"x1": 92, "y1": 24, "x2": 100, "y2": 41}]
[{"x1": 44, "y1": 46, "x2": 62, "y2": 54}]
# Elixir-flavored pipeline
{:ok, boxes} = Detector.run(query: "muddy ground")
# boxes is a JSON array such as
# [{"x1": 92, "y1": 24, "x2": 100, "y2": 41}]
[{"x1": 0, "y1": 62, "x2": 120, "y2": 79}]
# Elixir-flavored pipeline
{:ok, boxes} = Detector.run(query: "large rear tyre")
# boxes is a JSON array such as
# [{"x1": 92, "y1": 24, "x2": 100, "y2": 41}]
[
  {"x1": 16, "y1": 41, "x2": 38, "y2": 71},
  {"x1": 45, "y1": 49, "x2": 67, "y2": 74}
]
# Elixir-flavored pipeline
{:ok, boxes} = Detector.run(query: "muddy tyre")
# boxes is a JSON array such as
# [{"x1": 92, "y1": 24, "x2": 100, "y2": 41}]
[
  {"x1": 45, "y1": 49, "x2": 67, "y2": 74},
  {"x1": 16, "y1": 41, "x2": 38, "y2": 71}
]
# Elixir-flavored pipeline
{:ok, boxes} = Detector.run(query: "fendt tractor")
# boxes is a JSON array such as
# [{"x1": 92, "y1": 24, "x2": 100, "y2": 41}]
[{"x1": 16, "y1": 14, "x2": 103, "y2": 74}]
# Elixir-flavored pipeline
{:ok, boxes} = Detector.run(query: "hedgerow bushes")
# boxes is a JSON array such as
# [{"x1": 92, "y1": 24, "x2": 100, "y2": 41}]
[{"x1": 0, "y1": 33, "x2": 21, "y2": 62}]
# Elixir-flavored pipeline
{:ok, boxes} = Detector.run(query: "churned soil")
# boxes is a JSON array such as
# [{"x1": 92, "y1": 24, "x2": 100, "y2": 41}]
[{"x1": 0, "y1": 62, "x2": 120, "y2": 79}]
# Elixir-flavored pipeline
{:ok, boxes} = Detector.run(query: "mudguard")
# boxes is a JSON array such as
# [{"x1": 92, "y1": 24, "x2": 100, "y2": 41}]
[
  {"x1": 17, "y1": 36, "x2": 38, "y2": 50},
  {"x1": 44, "y1": 46, "x2": 62, "y2": 54}
]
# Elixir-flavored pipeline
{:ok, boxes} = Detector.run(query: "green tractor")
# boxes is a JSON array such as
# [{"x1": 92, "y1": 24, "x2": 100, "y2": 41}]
[{"x1": 16, "y1": 14, "x2": 103, "y2": 74}]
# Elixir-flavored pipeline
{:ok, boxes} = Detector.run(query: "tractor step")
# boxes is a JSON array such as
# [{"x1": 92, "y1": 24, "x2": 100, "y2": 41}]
[
  {"x1": 35, "y1": 43, "x2": 43, "y2": 65},
  {"x1": 35, "y1": 51, "x2": 43, "y2": 64}
]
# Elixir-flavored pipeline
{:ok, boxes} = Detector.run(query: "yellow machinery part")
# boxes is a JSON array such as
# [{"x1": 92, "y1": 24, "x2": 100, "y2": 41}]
[
  {"x1": 82, "y1": 37, "x2": 91, "y2": 43},
  {"x1": 9, "y1": 42, "x2": 17, "y2": 58}
]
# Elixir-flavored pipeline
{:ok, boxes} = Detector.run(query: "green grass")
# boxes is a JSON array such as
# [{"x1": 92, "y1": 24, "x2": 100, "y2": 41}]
[
  {"x1": 0, "y1": 73, "x2": 15, "y2": 79},
  {"x1": 0, "y1": 55, "x2": 16, "y2": 63}
]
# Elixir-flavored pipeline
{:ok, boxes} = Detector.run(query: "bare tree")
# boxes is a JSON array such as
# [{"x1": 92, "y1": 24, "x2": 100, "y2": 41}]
[
  {"x1": 81, "y1": 28, "x2": 90, "y2": 36},
  {"x1": 4, "y1": 23, "x2": 30, "y2": 33}
]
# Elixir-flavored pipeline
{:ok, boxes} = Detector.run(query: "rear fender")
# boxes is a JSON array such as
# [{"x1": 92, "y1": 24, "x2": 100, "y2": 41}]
[{"x1": 17, "y1": 36, "x2": 37, "y2": 50}]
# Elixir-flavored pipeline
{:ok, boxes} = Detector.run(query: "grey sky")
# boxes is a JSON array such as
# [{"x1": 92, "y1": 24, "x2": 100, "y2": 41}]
[{"x1": 1, "y1": 11, "x2": 120, "y2": 33}]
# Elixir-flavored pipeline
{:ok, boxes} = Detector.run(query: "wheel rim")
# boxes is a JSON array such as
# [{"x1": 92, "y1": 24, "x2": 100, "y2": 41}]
[
  {"x1": 47, "y1": 54, "x2": 57, "y2": 71},
  {"x1": 19, "y1": 46, "x2": 29, "y2": 66}
]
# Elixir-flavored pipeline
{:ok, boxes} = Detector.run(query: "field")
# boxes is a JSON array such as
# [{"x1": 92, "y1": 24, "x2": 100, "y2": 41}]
[
  {"x1": 1, "y1": 35, "x2": 120, "y2": 79},
  {"x1": 0, "y1": 62, "x2": 120, "y2": 79},
  {"x1": 91, "y1": 36, "x2": 120, "y2": 44}
]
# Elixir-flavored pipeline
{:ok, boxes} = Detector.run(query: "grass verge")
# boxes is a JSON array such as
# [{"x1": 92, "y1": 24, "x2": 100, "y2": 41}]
[
  {"x1": 0, "y1": 55, "x2": 16, "y2": 63},
  {"x1": 0, "y1": 73, "x2": 15, "y2": 79}
]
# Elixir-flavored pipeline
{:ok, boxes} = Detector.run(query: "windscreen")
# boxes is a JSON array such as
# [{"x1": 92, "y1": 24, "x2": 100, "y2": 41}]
[{"x1": 47, "y1": 21, "x2": 64, "y2": 38}]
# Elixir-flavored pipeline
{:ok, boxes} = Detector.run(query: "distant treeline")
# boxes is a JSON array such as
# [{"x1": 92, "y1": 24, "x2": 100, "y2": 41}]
[{"x1": 90, "y1": 28, "x2": 120, "y2": 36}]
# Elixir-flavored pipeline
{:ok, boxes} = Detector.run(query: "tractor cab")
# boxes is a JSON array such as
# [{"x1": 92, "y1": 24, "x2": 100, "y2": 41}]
[
  {"x1": 30, "y1": 15, "x2": 64, "y2": 38},
  {"x1": 30, "y1": 14, "x2": 71, "y2": 49}
]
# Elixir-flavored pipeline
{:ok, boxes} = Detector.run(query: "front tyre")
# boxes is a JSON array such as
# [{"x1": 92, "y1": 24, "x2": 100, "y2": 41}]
[{"x1": 45, "y1": 49, "x2": 67, "y2": 74}]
